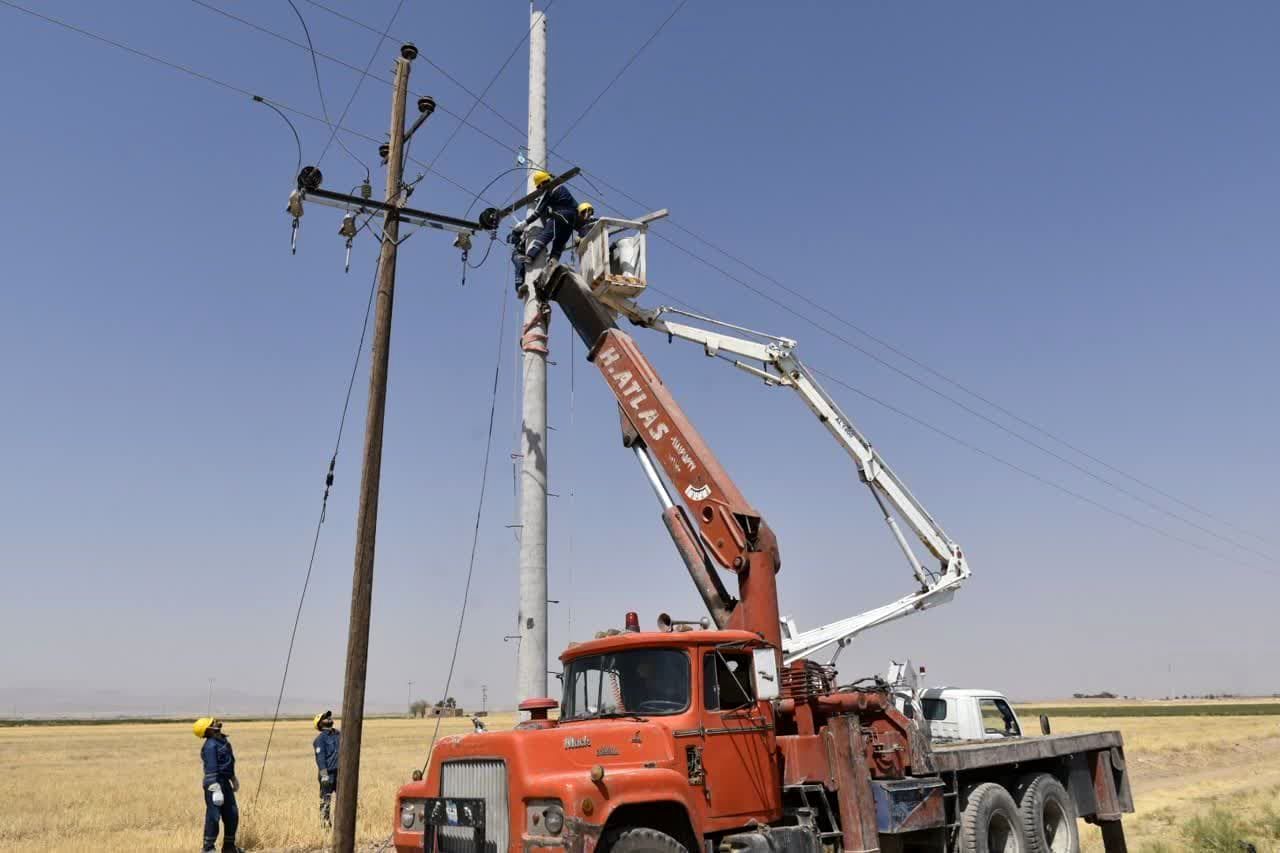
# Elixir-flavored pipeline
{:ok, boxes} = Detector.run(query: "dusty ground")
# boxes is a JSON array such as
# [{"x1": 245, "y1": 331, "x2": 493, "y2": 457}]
[
  {"x1": 3, "y1": 703, "x2": 1279, "y2": 851},
  {"x1": 0, "y1": 713, "x2": 516, "y2": 852},
  {"x1": 1035, "y1": 710, "x2": 1280, "y2": 851}
]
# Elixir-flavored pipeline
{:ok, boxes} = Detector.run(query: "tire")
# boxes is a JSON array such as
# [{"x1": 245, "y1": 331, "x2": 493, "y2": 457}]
[
  {"x1": 601, "y1": 827, "x2": 690, "y2": 853},
  {"x1": 960, "y1": 782, "x2": 1026, "y2": 853},
  {"x1": 1017, "y1": 774, "x2": 1080, "y2": 853}
]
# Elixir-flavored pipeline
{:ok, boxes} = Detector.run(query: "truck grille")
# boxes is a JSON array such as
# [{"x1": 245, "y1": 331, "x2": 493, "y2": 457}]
[{"x1": 440, "y1": 759, "x2": 508, "y2": 853}]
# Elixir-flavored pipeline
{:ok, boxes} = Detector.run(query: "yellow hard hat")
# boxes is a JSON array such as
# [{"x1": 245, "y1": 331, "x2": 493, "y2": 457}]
[
  {"x1": 193, "y1": 717, "x2": 220, "y2": 738},
  {"x1": 577, "y1": 201, "x2": 595, "y2": 216},
  {"x1": 314, "y1": 710, "x2": 334, "y2": 730},
  {"x1": 532, "y1": 170, "x2": 553, "y2": 187}
]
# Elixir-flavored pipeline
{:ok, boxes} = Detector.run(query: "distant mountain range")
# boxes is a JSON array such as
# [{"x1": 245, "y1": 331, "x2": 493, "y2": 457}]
[{"x1": 0, "y1": 686, "x2": 406, "y2": 719}]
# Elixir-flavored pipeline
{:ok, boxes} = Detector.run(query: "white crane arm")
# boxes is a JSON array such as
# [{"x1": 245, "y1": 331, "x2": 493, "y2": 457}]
[{"x1": 612, "y1": 302, "x2": 971, "y2": 663}]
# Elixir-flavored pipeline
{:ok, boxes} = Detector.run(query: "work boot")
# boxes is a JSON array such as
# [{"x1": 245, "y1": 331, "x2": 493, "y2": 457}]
[
  {"x1": 221, "y1": 841, "x2": 244, "y2": 853},
  {"x1": 201, "y1": 838, "x2": 217, "y2": 852}
]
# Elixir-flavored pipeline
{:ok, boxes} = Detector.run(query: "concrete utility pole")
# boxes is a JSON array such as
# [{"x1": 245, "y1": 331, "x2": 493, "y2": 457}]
[
  {"x1": 333, "y1": 47, "x2": 412, "y2": 853},
  {"x1": 516, "y1": 5, "x2": 550, "y2": 713}
]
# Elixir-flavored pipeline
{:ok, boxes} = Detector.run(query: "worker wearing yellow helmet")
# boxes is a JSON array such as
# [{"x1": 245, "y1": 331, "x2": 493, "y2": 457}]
[
  {"x1": 312, "y1": 709, "x2": 341, "y2": 825},
  {"x1": 509, "y1": 168, "x2": 580, "y2": 291},
  {"x1": 193, "y1": 717, "x2": 243, "y2": 853},
  {"x1": 575, "y1": 200, "x2": 598, "y2": 238}
]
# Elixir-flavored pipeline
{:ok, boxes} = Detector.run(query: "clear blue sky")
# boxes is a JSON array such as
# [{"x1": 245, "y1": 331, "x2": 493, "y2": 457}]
[{"x1": 1, "y1": 1, "x2": 1276, "y2": 714}]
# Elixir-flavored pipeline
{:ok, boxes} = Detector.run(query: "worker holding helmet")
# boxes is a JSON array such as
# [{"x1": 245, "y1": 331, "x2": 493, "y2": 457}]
[
  {"x1": 193, "y1": 717, "x2": 242, "y2": 853},
  {"x1": 510, "y1": 169, "x2": 579, "y2": 290},
  {"x1": 313, "y1": 710, "x2": 341, "y2": 825}
]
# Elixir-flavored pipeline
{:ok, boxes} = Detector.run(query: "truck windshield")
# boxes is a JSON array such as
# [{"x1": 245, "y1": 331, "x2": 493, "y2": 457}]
[{"x1": 561, "y1": 648, "x2": 690, "y2": 719}]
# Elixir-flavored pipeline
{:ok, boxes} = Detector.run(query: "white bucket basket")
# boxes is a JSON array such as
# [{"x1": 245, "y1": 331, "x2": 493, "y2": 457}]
[{"x1": 577, "y1": 217, "x2": 649, "y2": 304}]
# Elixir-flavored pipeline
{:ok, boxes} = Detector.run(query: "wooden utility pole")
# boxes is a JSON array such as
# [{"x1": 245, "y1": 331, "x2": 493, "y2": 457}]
[
  {"x1": 516, "y1": 3, "x2": 550, "y2": 717},
  {"x1": 333, "y1": 46, "x2": 413, "y2": 853}
]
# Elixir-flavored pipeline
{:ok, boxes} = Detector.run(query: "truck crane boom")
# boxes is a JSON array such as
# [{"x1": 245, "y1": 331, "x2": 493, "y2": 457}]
[
  {"x1": 544, "y1": 228, "x2": 969, "y2": 665},
  {"x1": 618, "y1": 304, "x2": 971, "y2": 664}
]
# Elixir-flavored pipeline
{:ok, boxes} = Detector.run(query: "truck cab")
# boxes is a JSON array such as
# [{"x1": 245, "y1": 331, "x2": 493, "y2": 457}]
[
  {"x1": 915, "y1": 688, "x2": 1023, "y2": 743},
  {"x1": 393, "y1": 625, "x2": 782, "y2": 853}
]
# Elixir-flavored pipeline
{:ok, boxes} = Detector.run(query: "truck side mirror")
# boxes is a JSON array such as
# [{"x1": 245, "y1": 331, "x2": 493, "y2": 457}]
[{"x1": 753, "y1": 649, "x2": 780, "y2": 701}]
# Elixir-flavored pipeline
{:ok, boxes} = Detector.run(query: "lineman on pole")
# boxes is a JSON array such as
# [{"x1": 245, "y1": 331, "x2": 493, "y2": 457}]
[
  {"x1": 510, "y1": 170, "x2": 579, "y2": 290},
  {"x1": 313, "y1": 710, "x2": 341, "y2": 825}
]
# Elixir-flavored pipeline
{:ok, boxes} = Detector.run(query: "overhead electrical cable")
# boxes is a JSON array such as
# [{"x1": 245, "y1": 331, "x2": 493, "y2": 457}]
[
  {"x1": 420, "y1": 266, "x2": 511, "y2": 773},
  {"x1": 5, "y1": 0, "x2": 1268, "y2": 572},
  {"x1": 641, "y1": 283, "x2": 1277, "y2": 579},
  {"x1": 551, "y1": 0, "x2": 689, "y2": 149},
  {"x1": 282, "y1": 0, "x2": 371, "y2": 176},
  {"x1": 254, "y1": 251, "x2": 382, "y2": 804}
]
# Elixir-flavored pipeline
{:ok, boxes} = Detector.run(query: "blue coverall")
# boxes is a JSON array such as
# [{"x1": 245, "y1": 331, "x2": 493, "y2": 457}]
[
  {"x1": 513, "y1": 183, "x2": 579, "y2": 287},
  {"x1": 313, "y1": 727, "x2": 341, "y2": 823},
  {"x1": 200, "y1": 734, "x2": 238, "y2": 850}
]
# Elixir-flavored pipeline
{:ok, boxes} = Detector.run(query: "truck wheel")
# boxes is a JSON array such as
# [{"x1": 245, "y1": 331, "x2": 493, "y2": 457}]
[
  {"x1": 960, "y1": 783, "x2": 1026, "y2": 853},
  {"x1": 1017, "y1": 774, "x2": 1079, "y2": 853},
  {"x1": 601, "y1": 827, "x2": 689, "y2": 853}
]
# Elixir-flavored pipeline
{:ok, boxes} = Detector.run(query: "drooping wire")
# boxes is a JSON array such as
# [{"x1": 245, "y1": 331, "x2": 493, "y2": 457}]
[
  {"x1": 284, "y1": 0, "x2": 371, "y2": 179},
  {"x1": 420, "y1": 267, "x2": 511, "y2": 773},
  {"x1": 252, "y1": 96, "x2": 302, "y2": 177},
  {"x1": 315, "y1": 0, "x2": 407, "y2": 171},
  {"x1": 253, "y1": 254, "x2": 382, "y2": 805},
  {"x1": 8, "y1": 0, "x2": 1271, "y2": 569},
  {"x1": 552, "y1": 0, "x2": 689, "y2": 149}
]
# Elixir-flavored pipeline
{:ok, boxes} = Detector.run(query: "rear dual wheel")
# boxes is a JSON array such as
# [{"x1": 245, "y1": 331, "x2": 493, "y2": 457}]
[
  {"x1": 1017, "y1": 774, "x2": 1079, "y2": 853},
  {"x1": 959, "y1": 783, "x2": 1025, "y2": 853}
]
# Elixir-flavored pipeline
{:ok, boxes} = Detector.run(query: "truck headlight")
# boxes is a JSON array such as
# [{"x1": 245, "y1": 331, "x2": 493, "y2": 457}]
[
  {"x1": 543, "y1": 804, "x2": 565, "y2": 835},
  {"x1": 401, "y1": 804, "x2": 417, "y2": 829}
]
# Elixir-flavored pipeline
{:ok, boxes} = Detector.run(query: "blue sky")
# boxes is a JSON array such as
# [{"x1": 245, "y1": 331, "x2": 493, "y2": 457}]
[{"x1": 1, "y1": 0, "x2": 1276, "y2": 714}]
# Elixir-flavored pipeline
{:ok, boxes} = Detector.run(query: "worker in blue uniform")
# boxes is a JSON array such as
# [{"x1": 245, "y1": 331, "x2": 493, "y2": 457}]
[
  {"x1": 510, "y1": 170, "x2": 579, "y2": 290},
  {"x1": 313, "y1": 710, "x2": 341, "y2": 825},
  {"x1": 194, "y1": 717, "x2": 243, "y2": 853}
]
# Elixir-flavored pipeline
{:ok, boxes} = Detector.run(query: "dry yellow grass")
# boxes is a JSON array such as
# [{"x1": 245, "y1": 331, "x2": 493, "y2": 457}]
[
  {"x1": 0, "y1": 714, "x2": 515, "y2": 852},
  {"x1": 3, "y1": 706, "x2": 1279, "y2": 851}
]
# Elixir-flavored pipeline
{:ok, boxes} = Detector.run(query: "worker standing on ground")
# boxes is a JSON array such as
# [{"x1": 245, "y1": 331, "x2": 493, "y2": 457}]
[
  {"x1": 510, "y1": 170, "x2": 579, "y2": 289},
  {"x1": 194, "y1": 717, "x2": 243, "y2": 853},
  {"x1": 313, "y1": 710, "x2": 341, "y2": 825}
]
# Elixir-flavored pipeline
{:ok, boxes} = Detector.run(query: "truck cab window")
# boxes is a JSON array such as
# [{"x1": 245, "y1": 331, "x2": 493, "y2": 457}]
[
  {"x1": 561, "y1": 649, "x2": 690, "y2": 718},
  {"x1": 921, "y1": 698, "x2": 948, "y2": 721},
  {"x1": 704, "y1": 651, "x2": 755, "y2": 711},
  {"x1": 979, "y1": 698, "x2": 1021, "y2": 737}
]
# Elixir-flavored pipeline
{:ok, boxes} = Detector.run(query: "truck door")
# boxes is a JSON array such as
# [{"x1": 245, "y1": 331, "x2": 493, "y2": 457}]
[{"x1": 697, "y1": 648, "x2": 781, "y2": 821}]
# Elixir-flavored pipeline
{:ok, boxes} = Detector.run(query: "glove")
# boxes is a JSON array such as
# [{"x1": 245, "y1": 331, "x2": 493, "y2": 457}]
[
  {"x1": 320, "y1": 770, "x2": 331, "y2": 784},
  {"x1": 230, "y1": 776, "x2": 240, "y2": 793},
  {"x1": 208, "y1": 782, "x2": 224, "y2": 806}
]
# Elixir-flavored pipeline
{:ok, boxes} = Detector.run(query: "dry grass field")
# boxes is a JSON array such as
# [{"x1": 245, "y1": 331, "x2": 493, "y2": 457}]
[
  {"x1": 0, "y1": 713, "x2": 517, "y2": 852},
  {"x1": 2, "y1": 702, "x2": 1278, "y2": 851}
]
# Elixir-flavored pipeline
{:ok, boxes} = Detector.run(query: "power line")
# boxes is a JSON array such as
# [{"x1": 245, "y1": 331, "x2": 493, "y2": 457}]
[
  {"x1": 645, "y1": 232, "x2": 1273, "y2": 564},
  {"x1": 312, "y1": 0, "x2": 408, "y2": 171},
  {"x1": 420, "y1": 265, "x2": 510, "y2": 773},
  {"x1": 281, "y1": 0, "x2": 371, "y2": 176},
  {"x1": 254, "y1": 251, "x2": 382, "y2": 804},
  {"x1": 0, "y1": 0, "x2": 494, "y2": 206},
  {"x1": 421, "y1": 0, "x2": 558, "y2": 177},
  {"x1": 186, "y1": 0, "x2": 525, "y2": 164},
  {"x1": 552, "y1": 0, "x2": 689, "y2": 149},
  {"x1": 301, "y1": 0, "x2": 528, "y2": 140},
  {"x1": 6, "y1": 0, "x2": 1267, "y2": 571},
  {"x1": 643, "y1": 283, "x2": 1276, "y2": 578},
  {"x1": 810, "y1": 367, "x2": 1280, "y2": 579}
]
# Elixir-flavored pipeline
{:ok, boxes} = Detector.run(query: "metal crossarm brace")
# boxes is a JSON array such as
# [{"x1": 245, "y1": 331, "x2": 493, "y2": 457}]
[{"x1": 300, "y1": 187, "x2": 483, "y2": 235}]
